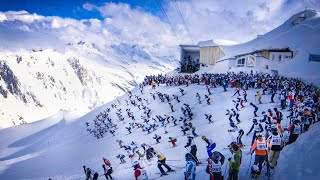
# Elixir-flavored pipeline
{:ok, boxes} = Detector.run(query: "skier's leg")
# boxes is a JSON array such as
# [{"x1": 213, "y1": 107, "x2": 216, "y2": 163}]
[{"x1": 157, "y1": 161, "x2": 165, "y2": 174}]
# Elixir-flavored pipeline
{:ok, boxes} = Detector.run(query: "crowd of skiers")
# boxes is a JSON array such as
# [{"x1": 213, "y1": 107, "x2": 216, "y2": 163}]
[{"x1": 81, "y1": 70, "x2": 319, "y2": 180}]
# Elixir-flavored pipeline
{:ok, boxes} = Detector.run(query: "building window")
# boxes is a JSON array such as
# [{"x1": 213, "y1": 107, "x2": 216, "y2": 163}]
[{"x1": 237, "y1": 58, "x2": 245, "y2": 67}]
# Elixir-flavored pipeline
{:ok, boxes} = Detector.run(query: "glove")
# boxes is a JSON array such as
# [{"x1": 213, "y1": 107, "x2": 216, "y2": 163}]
[
  {"x1": 184, "y1": 145, "x2": 187, "y2": 148},
  {"x1": 246, "y1": 133, "x2": 249, "y2": 136}
]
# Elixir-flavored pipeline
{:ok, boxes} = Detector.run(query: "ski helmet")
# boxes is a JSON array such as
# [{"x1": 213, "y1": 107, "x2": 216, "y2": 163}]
[
  {"x1": 212, "y1": 152, "x2": 220, "y2": 161},
  {"x1": 132, "y1": 161, "x2": 139, "y2": 167},
  {"x1": 185, "y1": 153, "x2": 192, "y2": 160},
  {"x1": 202, "y1": 136, "x2": 207, "y2": 140},
  {"x1": 271, "y1": 125, "x2": 277, "y2": 132}
]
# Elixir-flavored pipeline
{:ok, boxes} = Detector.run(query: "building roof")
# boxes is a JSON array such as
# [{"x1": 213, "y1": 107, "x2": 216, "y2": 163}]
[
  {"x1": 234, "y1": 48, "x2": 292, "y2": 58},
  {"x1": 179, "y1": 45, "x2": 200, "y2": 52},
  {"x1": 197, "y1": 40, "x2": 219, "y2": 47}
]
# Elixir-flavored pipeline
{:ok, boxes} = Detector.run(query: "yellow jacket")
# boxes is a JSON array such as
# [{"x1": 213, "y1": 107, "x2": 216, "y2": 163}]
[{"x1": 155, "y1": 151, "x2": 166, "y2": 160}]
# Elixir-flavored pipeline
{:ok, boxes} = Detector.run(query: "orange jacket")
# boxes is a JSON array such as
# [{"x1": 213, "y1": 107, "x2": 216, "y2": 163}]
[{"x1": 251, "y1": 137, "x2": 267, "y2": 156}]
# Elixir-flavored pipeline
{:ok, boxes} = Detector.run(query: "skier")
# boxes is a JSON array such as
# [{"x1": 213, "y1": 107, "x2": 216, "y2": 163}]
[
  {"x1": 133, "y1": 161, "x2": 148, "y2": 180},
  {"x1": 153, "y1": 150, "x2": 175, "y2": 176},
  {"x1": 270, "y1": 89, "x2": 276, "y2": 103},
  {"x1": 179, "y1": 87, "x2": 185, "y2": 96},
  {"x1": 232, "y1": 87, "x2": 241, "y2": 97},
  {"x1": 173, "y1": 95, "x2": 180, "y2": 103},
  {"x1": 206, "y1": 151, "x2": 225, "y2": 180},
  {"x1": 243, "y1": 89, "x2": 247, "y2": 102},
  {"x1": 109, "y1": 130, "x2": 115, "y2": 136},
  {"x1": 255, "y1": 91, "x2": 262, "y2": 104},
  {"x1": 116, "y1": 140, "x2": 124, "y2": 148},
  {"x1": 189, "y1": 123, "x2": 198, "y2": 137},
  {"x1": 240, "y1": 99, "x2": 244, "y2": 108},
  {"x1": 168, "y1": 103, "x2": 174, "y2": 112},
  {"x1": 267, "y1": 125, "x2": 283, "y2": 169},
  {"x1": 153, "y1": 134, "x2": 161, "y2": 144},
  {"x1": 250, "y1": 133, "x2": 268, "y2": 178},
  {"x1": 146, "y1": 146, "x2": 154, "y2": 160},
  {"x1": 228, "y1": 142, "x2": 242, "y2": 180},
  {"x1": 83, "y1": 166, "x2": 92, "y2": 180},
  {"x1": 205, "y1": 95, "x2": 211, "y2": 105},
  {"x1": 250, "y1": 103, "x2": 259, "y2": 117},
  {"x1": 102, "y1": 164, "x2": 113, "y2": 179},
  {"x1": 280, "y1": 91, "x2": 286, "y2": 109},
  {"x1": 185, "y1": 153, "x2": 196, "y2": 180},
  {"x1": 168, "y1": 137, "x2": 177, "y2": 147},
  {"x1": 246, "y1": 119, "x2": 263, "y2": 146},
  {"x1": 172, "y1": 116, "x2": 178, "y2": 126},
  {"x1": 288, "y1": 119, "x2": 302, "y2": 144},
  {"x1": 126, "y1": 126, "x2": 132, "y2": 134},
  {"x1": 164, "y1": 94, "x2": 170, "y2": 102},
  {"x1": 231, "y1": 109, "x2": 240, "y2": 124},
  {"x1": 196, "y1": 92, "x2": 201, "y2": 104},
  {"x1": 202, "y1": 136, "x2": 216, "y2": 157},
  {"x1": 223, "y1": 81, "x2": 227, "y2": 91},
  {"x1": 274, "y1": 108, "x2": 283, "y2": 124},
  {"x1": 205, "y1": 114, "x2": 213, "y2": 123},
  {"x1": 228, "y1": 126, "x2": 244, "y2": 147},
  {"x1": 282, "y1": 127, "x2": 290, "y2": 146},
  {"x1": 185, "y1": 136, "x2": 200, "y2": 165},
  {"x1": 206, "y1": 86, "x2": 212, "y2": 95},
  {"x1": 116, "y1": 154, "x2": 126, "y2": 163}
]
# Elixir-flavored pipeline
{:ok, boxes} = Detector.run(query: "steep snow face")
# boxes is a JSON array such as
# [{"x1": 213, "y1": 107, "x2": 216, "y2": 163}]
[
  {"x1": 0, "y1": 44, "x2": 177, "y2": 128},
  {"x1": 273, "y1": 123, "x2": 320, "y2": 180},
  {"x1": 215, "y1": 10, "x2": 320, "y2": 84}
]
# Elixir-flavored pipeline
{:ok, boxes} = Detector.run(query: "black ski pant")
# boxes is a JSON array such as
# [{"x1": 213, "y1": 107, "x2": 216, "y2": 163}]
[
  {"x1": 253, "y1": 154, "x2": 267, "y2": 175},
  {"x1": 158, "y1": 158, "x2": 172, "y2": 174},
  {"x1": 229, "y1": 168, "x2": 239, "y2": 180},
  {"x1": 190, "y1": 145, "x2": 200, "y2": 164},
  {"x1": 237, "y1": 132, "x2": 244, "y2": 145}
]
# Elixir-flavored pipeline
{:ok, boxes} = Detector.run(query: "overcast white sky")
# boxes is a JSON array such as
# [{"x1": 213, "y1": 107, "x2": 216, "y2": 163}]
[{"x1": 0, "y1": 0, "x2": 319, "y2": 50}]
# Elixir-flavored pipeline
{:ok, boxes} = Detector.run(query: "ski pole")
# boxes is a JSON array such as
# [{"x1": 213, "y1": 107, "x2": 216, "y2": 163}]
[
  {"x1": 223, "y1": 160, "x2": 229, "y2": 178},
  {"x1": 246, "y1": 153, "x2": 253, "y2": 174}
]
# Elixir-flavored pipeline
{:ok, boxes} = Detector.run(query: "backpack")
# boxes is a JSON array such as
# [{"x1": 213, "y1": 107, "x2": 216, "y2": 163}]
[{"x1": 103, "y1": 158, "x2": 111, "y2": 166}]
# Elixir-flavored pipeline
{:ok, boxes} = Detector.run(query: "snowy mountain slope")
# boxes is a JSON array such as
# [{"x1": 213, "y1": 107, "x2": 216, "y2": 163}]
[
  {"x1": 214, "y1": 9, "x2": 320, "y2": 84},
  {"x1": 273, "y1": 123, "x2": 320, "y2": 180},
  {"x1": 0, "y1": 69, "x2": 301, "y2": 180},
  {"x1": 0, "y1": 42, "x2": 177, "y2": 128}
]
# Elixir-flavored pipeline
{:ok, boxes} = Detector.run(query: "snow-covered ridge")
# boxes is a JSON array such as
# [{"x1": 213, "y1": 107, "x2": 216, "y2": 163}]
[{"x1": 0, "y1": 43, "x2": 177, "y2": 128}]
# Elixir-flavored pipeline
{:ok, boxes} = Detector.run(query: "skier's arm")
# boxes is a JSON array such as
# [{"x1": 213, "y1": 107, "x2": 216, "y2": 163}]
[
  {"x1": 185, "y1": 139, "x2": 192, "y2": 147},
  {"x1": 219, "y1": 152, "x2": 225, "y2": 165},
  {"x1": 251, "y1": 141, "x2": 257, "y2": 153},
  {"x1": 83, "y1": 166, "x2": 86, "y2": 174},
  {"x1": 247, "y1": 125, "x2": 254, "y2": 135},
  {"x1": 288, "y1": 124, "x2": 293, "y2": 132},
  {"x1": 259, "y1": 124, "x2": 263, "y2": 132}
]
